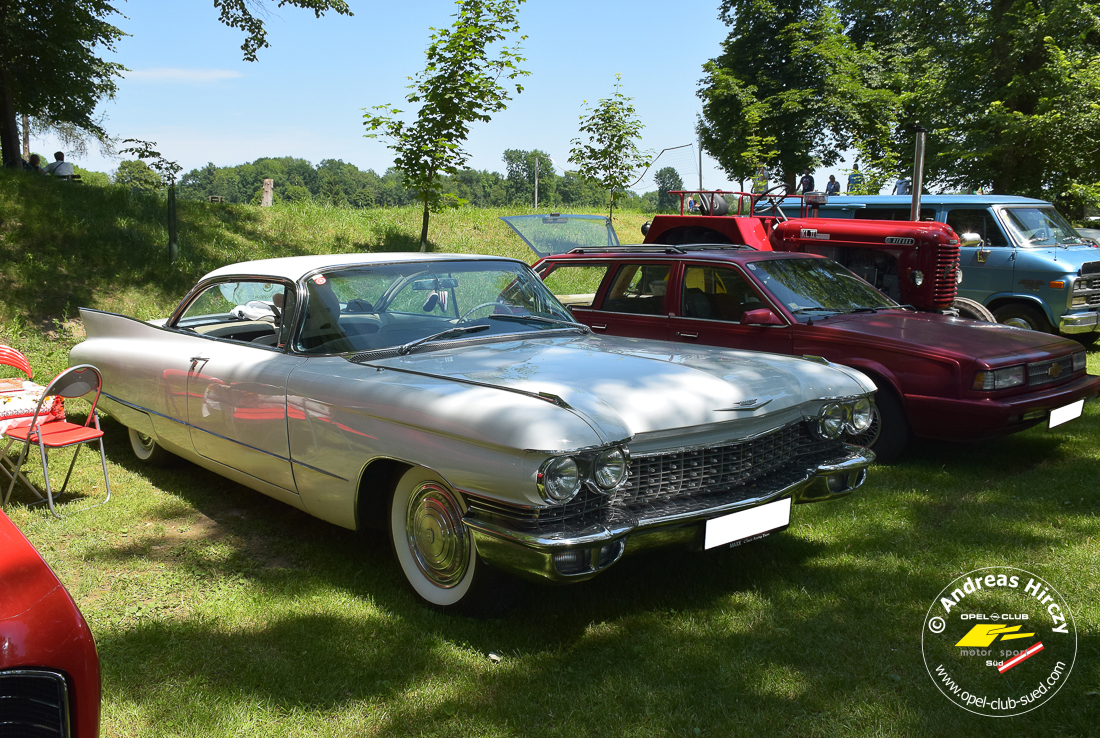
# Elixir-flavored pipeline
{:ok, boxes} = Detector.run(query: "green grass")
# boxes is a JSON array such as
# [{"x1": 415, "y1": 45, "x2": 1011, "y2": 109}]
[{"x1": 1, "y1": 169, "x2": 1098, "y2": 737}]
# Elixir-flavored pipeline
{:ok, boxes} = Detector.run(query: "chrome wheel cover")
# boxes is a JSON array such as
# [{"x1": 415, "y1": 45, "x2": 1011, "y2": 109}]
[
  {"x1": 405, "y1": 482, "x2": 469, "y2": 588},
  {"x1": 1002, "y1": 316, "x2": 1033, "y2": 330},
  {"x1": 135, "y1": 432, "x2": 155, "y2": 452}
]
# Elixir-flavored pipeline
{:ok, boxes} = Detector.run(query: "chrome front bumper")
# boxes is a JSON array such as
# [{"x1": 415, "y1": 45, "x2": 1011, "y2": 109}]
[
  {"x1": 464, "y1": 446, "x2": 874, "y2": 583},
  {"x1": 1059, "y1": 311, "x2": 1100, "y2": 334}
]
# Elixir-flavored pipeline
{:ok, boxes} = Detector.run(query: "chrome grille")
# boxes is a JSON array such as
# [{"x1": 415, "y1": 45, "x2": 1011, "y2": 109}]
[
  {"x1": 612, "y1": 423, "x2": 828, "y2": 507},
  {"x1": 469, "y1": 422, "x2": 841, "y2": 533},
  {"x1": 1028, "y1": 356, "x2": 1075, "y2": 387},
  {"x1": 0, "y1": 670, "x2": 70, "y2": 737},
  {"x1": 933, "y1": 243, "x2": 961, "y2": 307}
]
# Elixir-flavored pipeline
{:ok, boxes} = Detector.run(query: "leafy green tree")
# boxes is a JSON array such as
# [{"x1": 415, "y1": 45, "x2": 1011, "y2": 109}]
[
  {"x1": 364, "y1": 0, "x2": 528, "y2": 250},
  {"x1": 654, "y1": 166, "x2": 683, "y2": 209},
  {"x1": 214, "y1": 0, "x2": 351, "y2": 62},
  {"x1": 0, "y1": 0, "x2": 124, "y2": 169},
  {"x1": 697, "y1": 0, "x2": 898, "y2": 187},
  {"x1": 113, "y1": 159, "x2": 161, "y2": 190},
  {"x1": 569, "y1": 75, "x2": 651, "y2": 219},
  {"x1": 502, "y1": 148, "x2": 556, "y2": 206}
]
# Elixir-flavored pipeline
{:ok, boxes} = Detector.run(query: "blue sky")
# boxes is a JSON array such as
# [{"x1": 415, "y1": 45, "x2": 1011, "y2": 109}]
[{"x1": 30, "y1": 0, "x2": 858, "y2": 192}]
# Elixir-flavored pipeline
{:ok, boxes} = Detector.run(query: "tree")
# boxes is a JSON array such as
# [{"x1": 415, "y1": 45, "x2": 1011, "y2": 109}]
[
  {"x1": 569, "y1": 75, "x2": 651, "y2": 220},
  {"x1": 214, "y1": 0, "x2": 351, "y2": 62},
  {"x1": 502, "y1": 148, "x2": 555, "y2": 206},
  {"x1": 0, "y1": 0, "x2": 124, "y2": 169},
  {"x1": 697, "y1": 0, "x2": 898, "y2": 188},
  {"x1": 364, "y1": 0, "x2": 528, "y2": 250},
  {"x1": 654, "y1": 166, "x2": 683, "y2": 209},
  {"x1": 113, "y1": 159, "x2": 161, "y2": 190}
]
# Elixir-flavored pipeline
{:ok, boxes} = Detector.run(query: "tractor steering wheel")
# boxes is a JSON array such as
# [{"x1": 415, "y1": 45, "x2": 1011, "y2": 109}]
[{"x1": 753, "y1": 183, "x2": 793, "y2": 221}]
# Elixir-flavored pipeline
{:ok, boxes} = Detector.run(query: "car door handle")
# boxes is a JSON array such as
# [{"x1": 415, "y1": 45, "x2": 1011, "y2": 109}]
[
  {"x1": 676, "y1": 332, "x2": 699, "y2": 339},
  {"x1": 590, "y1": 324, "x2": 607, "y2": 331}
]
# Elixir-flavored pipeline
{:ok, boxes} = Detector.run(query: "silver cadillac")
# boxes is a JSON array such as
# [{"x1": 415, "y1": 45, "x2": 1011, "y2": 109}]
[{"x1": 72, "y1": 253, "x2": 876, "y2": 614}]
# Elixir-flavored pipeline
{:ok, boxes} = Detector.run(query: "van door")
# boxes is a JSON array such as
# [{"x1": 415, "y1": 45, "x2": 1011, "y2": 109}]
[{"x1": 945, "y1": 208, "x2": 1014, "y2": 305}]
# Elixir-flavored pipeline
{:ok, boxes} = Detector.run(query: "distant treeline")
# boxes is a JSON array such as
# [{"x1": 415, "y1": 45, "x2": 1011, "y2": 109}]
[{"x1": 163, "y1": 149, "x2": 670, "y2": 210}]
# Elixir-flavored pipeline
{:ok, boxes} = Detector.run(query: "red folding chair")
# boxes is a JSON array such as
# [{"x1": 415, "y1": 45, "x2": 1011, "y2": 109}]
[
  {"x1": 0, "y1": 344, "x2": 33, "y2": 380},
  {"x1": 2, "y1": 365, "x2": 111, "y2": 518}
]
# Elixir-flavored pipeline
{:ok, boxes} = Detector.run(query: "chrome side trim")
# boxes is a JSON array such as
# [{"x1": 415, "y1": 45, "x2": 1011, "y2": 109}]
[{"x1": 101, "y1": 393, "x2": 346, "y2": 481}]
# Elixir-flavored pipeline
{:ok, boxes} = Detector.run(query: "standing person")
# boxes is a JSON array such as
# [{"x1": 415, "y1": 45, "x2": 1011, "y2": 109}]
[
  {"x1": 825, "y1": 175, "x2": 840, "y2": 195},
  {"x1": 892, "y1": 176, "x2": 910, "y2": 195},
  {"x1": 798, "y1": 169, "x2": 815, "y2": 194},
  {"x1": 44, "y1": 152, "x2": 74, "y2": 177},
  {"x1": 847, "y1": 163, "x2": 865, "y2": 193}
]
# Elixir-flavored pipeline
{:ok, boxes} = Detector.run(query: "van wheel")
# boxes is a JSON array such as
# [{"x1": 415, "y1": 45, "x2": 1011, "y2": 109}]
[
  {"x1": 128, "y1": 427, "x2": 176, "y2": 466},
  {"x1": 951, "y1": 297, "x2": 995, "y2": 322},
  {"x1": 993, "y1": 303, "x2": 1052, "y2": 333},
  {"x1": 388, "y1": 466, "x2": 519, "y2": 616}
]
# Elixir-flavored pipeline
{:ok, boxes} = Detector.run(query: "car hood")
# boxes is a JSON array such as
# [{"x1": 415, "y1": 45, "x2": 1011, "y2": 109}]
[
  {"x1": 366, "y1": 333, "x2": 873, "y2": 447},
  {"x1": 812, "y1": 310, "x2": 1074, "y2": 362}
]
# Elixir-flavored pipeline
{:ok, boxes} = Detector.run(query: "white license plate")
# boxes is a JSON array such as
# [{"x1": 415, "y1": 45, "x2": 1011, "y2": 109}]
[
  {"x1": 704, "y1": 497, "x2": 792, "y2": 550},
  {"x1": 1049, "y1": 399, "x2": 1084, "y2": 428}
]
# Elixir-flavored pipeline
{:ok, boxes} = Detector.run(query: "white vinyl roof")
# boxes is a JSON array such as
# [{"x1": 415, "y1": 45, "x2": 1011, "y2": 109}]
[{"x1": 201, "y1": 252, "x2": 522, "y2": 282}]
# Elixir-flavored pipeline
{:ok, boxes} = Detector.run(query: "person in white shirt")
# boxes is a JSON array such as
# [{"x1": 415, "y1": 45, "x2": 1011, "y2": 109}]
[{"x1": 44, "y1": 152, "x2": 75, "y2": 177}]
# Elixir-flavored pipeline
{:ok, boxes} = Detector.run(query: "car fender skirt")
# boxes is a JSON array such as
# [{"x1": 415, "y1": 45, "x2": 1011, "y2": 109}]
[{"x1": 465, "y1": 446, "x2": 874, "y2": 582}]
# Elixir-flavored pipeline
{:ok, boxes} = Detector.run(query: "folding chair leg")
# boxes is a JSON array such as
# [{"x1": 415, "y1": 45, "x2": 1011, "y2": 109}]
[
  {"x1": 4, "y1": 442, "x2": 34, "y2": 508},
  {"x1": 37, "y1": 438, "x2": 63, "y2": 519},
  {"x1": 58, "y1": 443, "x2": 83, "y2": 497}
]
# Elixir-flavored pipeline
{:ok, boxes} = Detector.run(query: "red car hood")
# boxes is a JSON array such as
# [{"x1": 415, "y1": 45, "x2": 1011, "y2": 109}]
[{"x1": 812, "y1": 310, "x2": 1074, "y2": 362}]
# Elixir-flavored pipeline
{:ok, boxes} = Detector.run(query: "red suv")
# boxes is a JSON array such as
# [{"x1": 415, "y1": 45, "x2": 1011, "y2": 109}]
[{"x1": 504, "y1": 215, "x2": 1099, "y2": 461}]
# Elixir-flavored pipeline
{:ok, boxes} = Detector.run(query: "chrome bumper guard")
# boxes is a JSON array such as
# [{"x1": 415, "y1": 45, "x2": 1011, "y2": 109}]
[
  {"x1": 465, "y1": 446, "x2": 874, "y2": 583},
  {"x1": 1059, "y1": 311, "x2": 1100, "y2": 333}
]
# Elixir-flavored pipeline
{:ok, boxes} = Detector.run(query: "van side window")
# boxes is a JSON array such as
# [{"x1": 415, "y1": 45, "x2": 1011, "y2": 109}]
[
  {"x1": 945, "y1": 209, "x2": 1009, "y2": 247},
  {"x1": 854, "y1": 208, "x2": 935, "y2": 221}
]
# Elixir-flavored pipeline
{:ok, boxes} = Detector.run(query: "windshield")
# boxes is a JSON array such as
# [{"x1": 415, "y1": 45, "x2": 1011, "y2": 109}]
[
  {"x1": 747, "y1": 258, "x2": 896, "y2": 320},
  {"x1": 501, "y1": 214, "x2": 620, "y2": 257},
  {"x1": 999, "y1": 207, "x2": 1084, "y2": 245},
  {"x1": 294, "y1": 260, "x2": 579, "y2": 354}
]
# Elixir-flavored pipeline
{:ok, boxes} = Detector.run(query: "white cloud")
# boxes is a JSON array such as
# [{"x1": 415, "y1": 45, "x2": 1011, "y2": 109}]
[{"x1": 124, "y1": 68, "x2": 244, "y2": 83}]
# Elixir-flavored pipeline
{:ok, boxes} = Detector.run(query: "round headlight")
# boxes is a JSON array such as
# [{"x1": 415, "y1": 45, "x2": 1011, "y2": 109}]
[
  {"x1": 848, "y1": 397, "x2": 873, "y2": 433},
  {"x1": 910, "y1": 270, "x2": 925, "y2": 287},
  {"x1": 593, "y1": 447, "x2": 629, "y2": 490},
  {"x1": 538, "y1": 456, "x2": 581, "y2": 502},
  {"x1": 818, "y1": 403, "x2": 847, "y2": 440}
]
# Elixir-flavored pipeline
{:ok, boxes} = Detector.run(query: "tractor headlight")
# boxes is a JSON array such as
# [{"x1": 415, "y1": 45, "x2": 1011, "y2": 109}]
[{"x1": 910, "y1": 270, "x2": 925, "y2": 287}]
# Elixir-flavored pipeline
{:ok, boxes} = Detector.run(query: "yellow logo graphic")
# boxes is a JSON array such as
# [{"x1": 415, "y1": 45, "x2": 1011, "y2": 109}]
[{"x1": 955, "y1": 624, "x2": 1036, "y2": 648}]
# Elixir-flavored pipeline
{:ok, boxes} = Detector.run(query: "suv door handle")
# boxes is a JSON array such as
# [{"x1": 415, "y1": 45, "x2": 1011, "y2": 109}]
[
  {"x1": 590, "y1": 324, "x2": 607, "y2": 331},
  {"x1": 676, "y1": 332, "x2": 699, "y2": 339}
]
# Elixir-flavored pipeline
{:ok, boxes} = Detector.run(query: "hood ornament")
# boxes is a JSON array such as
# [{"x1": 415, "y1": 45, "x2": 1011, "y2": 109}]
[{"x1": 716, "y1": 398, "x2": 772, "y2": 411}]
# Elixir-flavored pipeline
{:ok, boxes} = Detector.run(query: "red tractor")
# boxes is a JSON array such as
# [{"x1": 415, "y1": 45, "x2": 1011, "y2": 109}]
[{"x1": 642, "y1": 188, "x2": 995, "y2": 321}]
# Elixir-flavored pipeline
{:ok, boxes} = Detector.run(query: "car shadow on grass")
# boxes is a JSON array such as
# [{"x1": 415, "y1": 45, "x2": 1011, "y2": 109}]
[{"x1": 72, "y1": 413, "x2": 1100, "y2": 737}]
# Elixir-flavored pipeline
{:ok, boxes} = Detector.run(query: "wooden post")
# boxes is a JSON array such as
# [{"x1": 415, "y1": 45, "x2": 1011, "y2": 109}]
[{"x1": 262, "y1": 178, "x2": 274, "y2": 207}]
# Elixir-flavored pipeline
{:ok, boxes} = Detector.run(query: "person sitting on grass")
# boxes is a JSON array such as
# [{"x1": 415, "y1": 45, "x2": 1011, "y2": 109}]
[{"x1": 44, "y1": 151, "x2": 74, "y2": 178}]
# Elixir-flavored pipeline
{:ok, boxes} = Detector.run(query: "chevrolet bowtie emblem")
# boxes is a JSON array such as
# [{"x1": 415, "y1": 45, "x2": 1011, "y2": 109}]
[{"x1": 1048, "y1": 362, "x2": 1063, "y2": 378}]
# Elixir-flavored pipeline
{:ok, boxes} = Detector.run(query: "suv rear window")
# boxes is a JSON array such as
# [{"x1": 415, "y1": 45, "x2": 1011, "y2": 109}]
[{"x1": 854, "y1": 208, "x2": 935, "y2": 221}]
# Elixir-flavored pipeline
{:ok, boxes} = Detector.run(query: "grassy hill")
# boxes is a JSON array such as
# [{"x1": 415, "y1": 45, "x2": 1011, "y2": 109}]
[{"x1": 0, "y1": 169, "x2": 649, "y2": 329}]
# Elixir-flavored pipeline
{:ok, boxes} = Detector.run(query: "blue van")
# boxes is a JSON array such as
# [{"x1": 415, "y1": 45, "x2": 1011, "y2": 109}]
[{"x1": 799, "y1": 195, "x2": 1100, "y2": 337}]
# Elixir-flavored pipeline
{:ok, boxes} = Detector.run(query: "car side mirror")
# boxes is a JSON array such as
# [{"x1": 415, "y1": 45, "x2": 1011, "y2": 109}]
[
  {"x1": 959, "y1": 231, "x2": 991, "y2": 263},
  {"x1": 742, "y1": 308, "x2": 786, "y2": 326}
]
